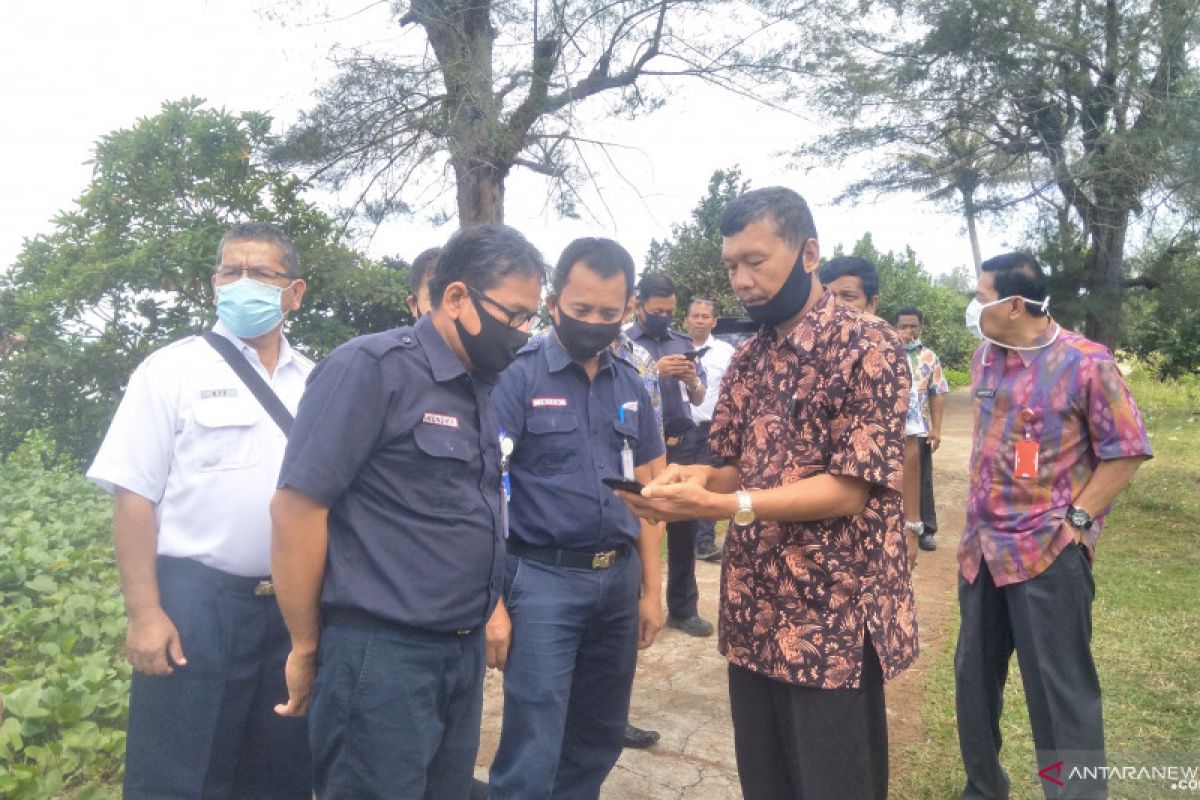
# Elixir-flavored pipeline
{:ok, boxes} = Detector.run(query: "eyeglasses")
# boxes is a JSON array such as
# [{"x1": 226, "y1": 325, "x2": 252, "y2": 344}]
[
  {"x1": 469, "y1": 286, "x2": 537, "y2": 328},
  {"x1": 215, "y1": 265, "x2": 294, "y2": 282}
]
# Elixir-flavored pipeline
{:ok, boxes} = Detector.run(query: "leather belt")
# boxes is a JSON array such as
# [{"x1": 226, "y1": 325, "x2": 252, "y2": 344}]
[{"x1": 507, "y1": 538, "x2": 627, "y2": 570}]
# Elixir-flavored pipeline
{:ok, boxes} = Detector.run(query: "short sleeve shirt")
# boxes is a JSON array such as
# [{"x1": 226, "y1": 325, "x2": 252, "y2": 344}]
[
  {"x1": 491, "y1": 332, "x2": 665, "y2": 551},
  {"x1": 908, "y1": 344, "x2": 950, "y2": 434},
  {"x1": 692, "y1": 335, "x2": 736, "y2": 424},
  {"x1": 87, "y1": 322, "x2": 313, "y2": 577},
  {"x1": 277, "y1": 315, "x2": 504, "y2": 633},
  {"x1": 709, "y1": 291, "x2": 918, "y2": 689},
  {"x1": 960, "y1": 327, "x2": 1152, "y2": 587}
]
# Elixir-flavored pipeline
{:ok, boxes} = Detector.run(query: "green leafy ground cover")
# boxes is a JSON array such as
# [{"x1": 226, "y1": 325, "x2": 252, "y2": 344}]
[
  {"x1": 892, "y1": 369, "x2": 1200, "y2": 799},
  {"x1": 0, "y1": 466, "x2": 125, "y2": 799}
]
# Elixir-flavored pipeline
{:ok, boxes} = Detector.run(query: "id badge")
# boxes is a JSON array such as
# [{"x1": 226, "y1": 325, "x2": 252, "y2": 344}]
[{"x1": 1014, "y1": 438, "x2": 1039, "y2": 479}]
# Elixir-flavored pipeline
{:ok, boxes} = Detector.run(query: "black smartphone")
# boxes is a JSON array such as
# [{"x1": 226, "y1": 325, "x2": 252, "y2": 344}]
[
  {"x1": 681, "y1": 346, "x2": 710, "y2": 361},
  {"x1": 601, "y1": 477, "x2": 646, "y2": 494}
]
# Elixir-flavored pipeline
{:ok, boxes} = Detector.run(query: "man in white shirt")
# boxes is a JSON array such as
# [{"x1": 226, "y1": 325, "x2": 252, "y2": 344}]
[
  {"x1": 685, "y1": 298, "x2": 736, "y2": 561},
  {"x1": 87, "y1": 222, "x2": 314, "y2": 799}
]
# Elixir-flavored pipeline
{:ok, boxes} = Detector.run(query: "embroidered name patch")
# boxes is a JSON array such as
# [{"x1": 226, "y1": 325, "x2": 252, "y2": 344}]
[
  {"x1": 975, "y1": 388, "x2": 996, "y2": 399},
  {"x1": 422, "y1": 412, "x2": 459, "y2": 428},
  {"x1": 200, "y1": 388, "x2": 239, "y2": 399},
  {"x1": 531, "y1": 397, "x2": 568, "y2": 408}
]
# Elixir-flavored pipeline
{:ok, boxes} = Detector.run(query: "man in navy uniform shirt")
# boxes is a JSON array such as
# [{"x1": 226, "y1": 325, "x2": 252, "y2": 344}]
[
  {"x1": 487, "y1": 237, "x2": 667, "y2": 798},
  {"x1": 270, "y1": 224, "x2": 545, "y2": 798},
  {"x1": 627, "y1": 273, "x2": 713, "y2": 637}
]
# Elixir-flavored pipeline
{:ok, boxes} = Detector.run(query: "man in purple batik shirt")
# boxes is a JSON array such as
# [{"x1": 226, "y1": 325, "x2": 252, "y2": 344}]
[{"x1": 956, "y1": 252, "x2": 1152, "y2": 800}]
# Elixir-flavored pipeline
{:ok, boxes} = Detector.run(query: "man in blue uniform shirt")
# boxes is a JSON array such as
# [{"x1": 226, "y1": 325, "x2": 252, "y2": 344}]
[
  {"x1": 627, "y1": 273, "x2": 713, "y2": 637},
  {"x1": 487, "y1": 237, "x2": 667, "y2": 798},
  {"x1": 270, "y1": 224, "x2": 545, "y2": 798}
]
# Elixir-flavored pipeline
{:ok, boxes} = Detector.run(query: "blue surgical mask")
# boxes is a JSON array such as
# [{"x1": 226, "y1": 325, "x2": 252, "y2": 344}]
[{"x1": 216, "y1": 278, "x2": 288, "y2": 339}]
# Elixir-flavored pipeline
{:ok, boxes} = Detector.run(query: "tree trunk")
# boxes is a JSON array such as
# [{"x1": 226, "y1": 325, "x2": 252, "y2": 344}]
[
  {"x1": 963, "y1": 195, "x2": 982, "y2": 276},
  {"x1": 453, "y1": 157, "x2": 508, "y2": 226},
  {"x1": 1082, "y1": 209, "x2": 1129, "y2": 349}
]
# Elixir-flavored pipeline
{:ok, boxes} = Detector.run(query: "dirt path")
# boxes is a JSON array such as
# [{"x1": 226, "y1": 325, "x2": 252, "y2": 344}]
[{"x1": 475, "y1": 388, "x2": 975, "y2": 797}]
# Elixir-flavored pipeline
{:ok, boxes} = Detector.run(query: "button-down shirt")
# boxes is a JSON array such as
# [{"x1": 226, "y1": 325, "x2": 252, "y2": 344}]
[
  {"x1": 709, "y1": 290, "x2": 918, "y2": 689},
  {"x1": 626, "y1": 322, "x2": 706, "y2": 437},
  {"x1": 690, "y1": 334, "x2": 736, "y2": 424},
  {"x1": 492, "y1": 332, "x2": 665, "y2": 551},
  {"x1": 614, "y1": 332, "x2": 663, "y2": 433},
  {"x1": 277, "y1": 315, "x2": 504, "y2": 633},
  {"x1": 907, "y1": 343, "x2": 950, "y2": 435},
  {"x1": 87, "y1": 320, "x2": 313, "y2": 577},
  {"x1": 959, "y1": 327, "x2": 1152, "y2": 587}
]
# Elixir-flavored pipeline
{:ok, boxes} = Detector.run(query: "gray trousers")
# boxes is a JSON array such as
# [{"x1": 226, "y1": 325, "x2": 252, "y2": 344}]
[{"x1": 955, "y1": 543, "x2": 1105, "y2": 799}]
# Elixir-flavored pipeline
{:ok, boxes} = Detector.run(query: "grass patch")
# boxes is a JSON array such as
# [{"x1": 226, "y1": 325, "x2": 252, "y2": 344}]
[{"x1": 892, "y1": 377, "x2": 1200, "y2": 799}]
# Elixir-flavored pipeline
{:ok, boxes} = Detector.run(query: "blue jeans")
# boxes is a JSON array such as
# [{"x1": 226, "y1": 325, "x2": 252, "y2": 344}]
[
  {"x1": 309, "y1": 615, "x2": 485, "y2": 799},
  {"x1": 124, "y1": 557, "x2": 310, "y2": 800},
  {"x1": 488, "y1": 548, "x2": 642, "y2": 799}
]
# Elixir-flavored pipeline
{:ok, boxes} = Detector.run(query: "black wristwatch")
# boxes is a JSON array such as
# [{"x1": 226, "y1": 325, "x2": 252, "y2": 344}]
[{"x1": 1066, "y1": 505, "x2": 1093, "y2": 531}]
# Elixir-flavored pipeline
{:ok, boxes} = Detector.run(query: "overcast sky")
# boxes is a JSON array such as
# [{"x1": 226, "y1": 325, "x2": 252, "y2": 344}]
[{"x1": 1, "y1": 0, "x2": 1006, "y2": 279}]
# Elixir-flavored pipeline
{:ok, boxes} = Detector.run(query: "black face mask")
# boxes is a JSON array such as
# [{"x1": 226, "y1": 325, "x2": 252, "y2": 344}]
[
  {"x1": 742, "y1": 244, "x2": 814, "y2": 328},
  {"x1": 640, "y1": 311, "x2": 673, "y2": 339},
  {"x1": 554, "y1": 308, "x2": 622, "y2": 361},
  {"x1": 454, "y1": 292, "x2": 530, "y2": 374}
]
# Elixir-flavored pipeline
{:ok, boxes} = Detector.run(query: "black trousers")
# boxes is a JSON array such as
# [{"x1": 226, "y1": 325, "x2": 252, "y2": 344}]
[
  {"x1": 919, "y1": 437, "x2": 938, "y2": 533},
  {"x1": 955, "y1": 545, "x2": 1105, "y2": 799},
  {"x1": 693, "y1": 422, "x2": 719, "y2": 551},
  {"x1": 728, "y1": 636, "x2": 888, "y2": 800},
  {"x1": 665, "y1": 425, "x2": 706, "y2": 619}
]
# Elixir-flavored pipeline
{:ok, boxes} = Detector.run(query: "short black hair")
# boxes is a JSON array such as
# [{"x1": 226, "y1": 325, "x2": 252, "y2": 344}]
[
  {"x1": 895, "y1": 305, "x2": 924, "y2": 325},
  {"x1": 688, "y1": 298, "x2": 718, "y2": 315},
  {"x1": 981, "y1": 251, "x2": 1048, "y2": 317},
  {"x1": 718, "y1": 187, "x2": 818, "y2": 248},
  {"x1": 428, "y1": 224, "x2": 546, "y2": 309},
  {"x1": 553, "y1": 238, "x2": 636, "y2": 299},
  {"x1": 819, "y1": 256, "x2": 879, "y2": 301},
  {"x1": 636, "y1": 272, "x2": 676, "y2": 301},
  {"x1": 216, "y1": 222, "x2": 300, "y2": 277},
  {"x1": 410, "y1": 247, "x2": 441, "y2": 295}
]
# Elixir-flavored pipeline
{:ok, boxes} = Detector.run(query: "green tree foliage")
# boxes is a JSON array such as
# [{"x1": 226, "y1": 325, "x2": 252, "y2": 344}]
[
  {"x1": 272, "y1": 0, "x2": 806, "y2": 226},
  {"x1": 835, "y1": 234, "x2": 977, "y2": 372},
  {"x1": 797, "y1": 0, "x2": 1200, "y2": 348},
  {"x1": 644, "y1": 167, "x2": 749, "y2": 316},
  {"x1": 0, "y1": 99, "x2": 412, "y2": 465},
  {"x1": 1123, "y1": 233, "x2": 1200, "y2": 378}
]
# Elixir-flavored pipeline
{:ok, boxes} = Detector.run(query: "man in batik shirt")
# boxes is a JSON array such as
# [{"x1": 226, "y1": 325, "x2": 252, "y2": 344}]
[
  {"x1": 620, "y1": 187, "x2": 916, "y2": 800},
  {"x1": 956, "y1": 253, "x2": 1151, "y2": 799}
]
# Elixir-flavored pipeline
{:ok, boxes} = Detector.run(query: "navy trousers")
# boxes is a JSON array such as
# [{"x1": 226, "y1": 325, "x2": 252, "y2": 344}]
[
  {"x1": 123, "y1": 556, "x2": 310, "y2": 800},
  {"x1": 308, "y1": 613, "x2": 485, "y2": 799},
  {"x1": 956, "y1": 544, "x2": 1105, "y2": 799},
  {"x1": 489, "y1": 548, "x2": 642, "y2": 799}
]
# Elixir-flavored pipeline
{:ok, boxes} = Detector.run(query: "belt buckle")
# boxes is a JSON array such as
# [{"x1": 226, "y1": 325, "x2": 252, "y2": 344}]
[
  {"x1": 254, "y1": 580, "x2": 275, "y2": 597},
  {"x1": 666, "y1": 436, "x2": 681, "y2": 447},
  {"x1": 592, "y1": 550, "x2": 616, "y2": 569}
]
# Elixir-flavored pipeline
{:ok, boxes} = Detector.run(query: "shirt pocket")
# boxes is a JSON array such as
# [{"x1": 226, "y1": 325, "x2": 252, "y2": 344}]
[
  {"x1": 190, "y1": 396, "x2": 262, "y2": 472},
  {"x1": 411, "y1": 424, "x2": 475, "y2": 509},
  {"x1": 524, "y1": 411, "x2": 582, "y2": 475}
]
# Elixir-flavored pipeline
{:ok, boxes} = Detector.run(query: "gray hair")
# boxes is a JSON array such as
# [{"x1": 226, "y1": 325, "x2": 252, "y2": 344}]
[{"x1": 216, "y1": 222, "x2": 300, "y2": 277}]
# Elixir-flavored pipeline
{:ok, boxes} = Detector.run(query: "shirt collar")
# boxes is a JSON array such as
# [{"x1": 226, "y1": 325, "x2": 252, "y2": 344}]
[
  {"x1": 995, "y1": 320, "x2": 1061, "y2": 366},
  {"x1": 211, "y1": 319, "x2": 299, "y2": 370},
  {"x1": 769, "y1": 289, "x2": 838, "y2": 355},
  {"x1": 545, "y1": 329, "x2": 615, "y2": 374},
  {"x1": 415, "y1": 314, "x2": 468, "y2": 383}
]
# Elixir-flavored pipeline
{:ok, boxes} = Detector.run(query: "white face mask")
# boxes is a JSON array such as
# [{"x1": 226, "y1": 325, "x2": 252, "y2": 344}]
[{"x1": 965, "y1": 295, "x2": 1058, "y2": 351}]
